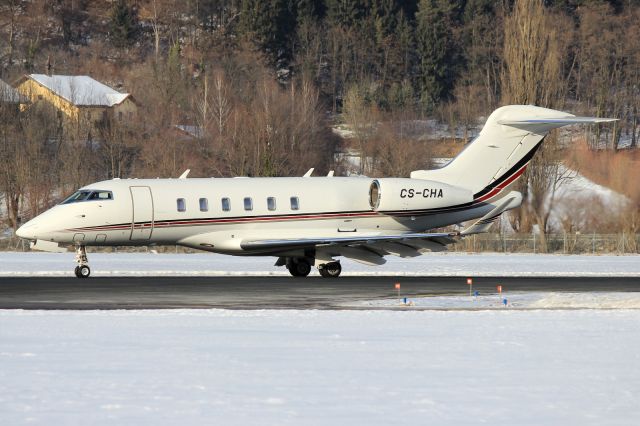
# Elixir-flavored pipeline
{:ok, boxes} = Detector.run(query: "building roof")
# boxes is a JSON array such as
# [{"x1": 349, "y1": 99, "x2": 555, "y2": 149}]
[
  {"x1": 0, "y1": 79, "x2": 27, "y2": 104},
  {"x1": 25, "y1": 74, "x2": 131, "y2": 107},
  {"x1": 174, "y1": 125, "x2": 206, "y2": 139}
]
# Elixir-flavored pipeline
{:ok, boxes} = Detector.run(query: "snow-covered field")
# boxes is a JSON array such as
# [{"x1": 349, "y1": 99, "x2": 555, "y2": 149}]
[
  {"x1": 350, "y1": 291, "x2": 640, "y2": 310},
  {"x1": 0, "y1": 251, "x2": 638, "y2": 277},
  {"x1": 1, "y1": 309, "x2": 640, "y2": 425},
  {"x1": 2, "y1": 252, "x2": 639, "y2": 424}
]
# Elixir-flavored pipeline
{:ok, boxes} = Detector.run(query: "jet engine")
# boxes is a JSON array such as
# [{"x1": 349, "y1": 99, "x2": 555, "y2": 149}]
[{"x1": 368, "y1": 178, "x2": 473, "y2": 211}]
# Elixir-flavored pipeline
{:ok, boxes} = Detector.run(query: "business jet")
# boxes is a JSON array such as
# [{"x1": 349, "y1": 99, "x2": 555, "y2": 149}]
[{"x1": 16, "y1": 105, "x2": 614, "y2": 278}]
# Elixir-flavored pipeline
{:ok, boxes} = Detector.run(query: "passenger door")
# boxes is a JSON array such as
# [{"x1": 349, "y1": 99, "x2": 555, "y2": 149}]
[{"x1": 130, "y1": 186, "x2": 154, "y2": 241}]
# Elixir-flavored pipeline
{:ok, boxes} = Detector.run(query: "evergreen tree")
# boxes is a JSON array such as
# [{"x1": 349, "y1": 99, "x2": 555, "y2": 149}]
[
  {"x1": 372, "y1": 0, "x2": 399, "y2": 37},
  {"x1": 295, "y1": 0, "x2": 325, "y2": 24},
  {"x1": 395, "y1": 10, "x2": 415, "y2": 83},
  {"x1": 415, "y1": 0, "x2": 458, "y2": 110},
  {"x1": 326, "y1": 0, "x2": 364, "y2": 27},
  {"x1": 240, "y1": 0, "x2": 296, "y2": 64},
  {"x1": 110, "y1": 0, "x2": 139, "y2": 48}
]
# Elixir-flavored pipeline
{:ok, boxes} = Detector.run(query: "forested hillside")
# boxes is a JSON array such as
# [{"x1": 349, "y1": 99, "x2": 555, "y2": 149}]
[{"x1": 1, "y1": 0, "x2": 639, "y2": 240}]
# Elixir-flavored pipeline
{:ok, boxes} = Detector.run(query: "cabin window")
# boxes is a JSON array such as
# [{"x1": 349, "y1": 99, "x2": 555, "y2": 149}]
[
  {"x1": 177, "y1": 198, "x2": 186, "y2": 212},
  {"x1": 290, "y1": 196, "x2": 300, "y2": 210},
  {"x1": 244, "y1": 197, "x2": 253, "y2": 211},
  {"x1": 221, "y1": 198, "x2": 231, "y2": 212},
  {"x1": 118, "y1": 111, "x2": 123, "y2": 121},
  {"x1": 199, "y1": 198, "x2": 208, "y2": 212},
  {"x1": 267, "y1": 197, "x2": 276, "y2": 211}
]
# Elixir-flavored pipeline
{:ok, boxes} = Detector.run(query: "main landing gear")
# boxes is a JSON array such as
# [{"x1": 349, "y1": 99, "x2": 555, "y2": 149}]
[
  {"x1": 74, "y1": 245, "x2": 91, "y2": 278},
  {"x1": 318, "y1": 261, "x2": 342, "y2": 278},
  {"x1": 284, "y1": 257, "x2": 342, "y2": 278},
  {"x1": 287, "y1": 258, "x2": 312, "y2": 277}
]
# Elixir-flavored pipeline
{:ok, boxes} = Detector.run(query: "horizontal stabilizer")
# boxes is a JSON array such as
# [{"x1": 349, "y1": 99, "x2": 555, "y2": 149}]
[{"x1": 497, "y1": 117, "x2": 617, "y2": 126}]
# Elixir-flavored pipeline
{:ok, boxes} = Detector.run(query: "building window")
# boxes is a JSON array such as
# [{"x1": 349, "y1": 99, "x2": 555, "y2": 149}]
[
  {"x1": 221, "y1": 198, "x2": 230, "y2": 212},
  {"x1": 290, "y1": 196, "x2": 299, "y2": 210},
  {"x1": 199, "y1": 198, "x2": 208, "y2": 212},
  {"x1": 267, "y1": 197, "x2": 276, "y2": 211},
  {"x1": 177, "y1": 198, "x2": 186, "y2": 212},
  {"x1": 118, "y1": 111, "x2": 123, "y2": 121},
  {"x1": 244, "y1": 197, "x2": 253, "y2": 211},
  {"x1": 38, "y1": 95, "x2": 43, "y2": 100}
]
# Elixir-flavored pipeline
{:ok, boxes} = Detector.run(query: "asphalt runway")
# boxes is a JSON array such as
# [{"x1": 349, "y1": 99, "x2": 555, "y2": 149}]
[{"x1": 0, "y1": 276, "x2": 638, "y2": 310}]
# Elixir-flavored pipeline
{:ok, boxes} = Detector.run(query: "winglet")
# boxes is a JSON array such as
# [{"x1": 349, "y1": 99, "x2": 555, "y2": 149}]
[
  {"x1": 461, "y1": 192, "x2": 522, "y2": 236},
  {"x1": 303, "y1": 168, "x2": 314, "y2": 177},
  {"x1": 179, "y1": 169, "x2": 190, "y2": 179}
]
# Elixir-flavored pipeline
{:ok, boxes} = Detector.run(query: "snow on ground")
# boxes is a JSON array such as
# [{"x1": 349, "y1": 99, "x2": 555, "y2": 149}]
[
  {"x1": 349, "y1": 291, "x2": 640, "y2": 310},
  {"x1": 1, "y1": 309, "x2": 639, "y2": 425},
  {"x1": 0, "y1": 251, "x2": 638, "y2": 277},
  {"x1": 550, "y1": 166, "x2": 629, "y2": 229},
  {"x1": 555, "y1": 166, "x2": 627, "y2": 204}
]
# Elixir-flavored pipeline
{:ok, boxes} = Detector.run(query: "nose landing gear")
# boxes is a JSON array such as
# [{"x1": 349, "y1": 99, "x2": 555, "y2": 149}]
[{"x1": 74, "y1": 245, "x2": 91, "y2": 278}]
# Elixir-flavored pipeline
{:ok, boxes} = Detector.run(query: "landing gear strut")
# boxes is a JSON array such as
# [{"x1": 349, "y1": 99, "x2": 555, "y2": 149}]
[
  {"x1": 287, "y1": 258, "x2": 312, "y2": 277},
  {"x1": 74, "y1": 245, "x2": 91, "y2": 278},
  {"x1": 318, "y1": 261, "x2": 342, "y2": 278}
]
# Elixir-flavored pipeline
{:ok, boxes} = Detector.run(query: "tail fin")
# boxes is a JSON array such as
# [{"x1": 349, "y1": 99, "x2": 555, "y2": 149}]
[{"x1": 411, "y1": 105, "x2": 615, "y2": 201}]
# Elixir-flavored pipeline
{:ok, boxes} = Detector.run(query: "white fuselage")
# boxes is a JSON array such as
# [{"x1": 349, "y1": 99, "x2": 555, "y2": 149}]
[{"x1": 17, "y1": 176, "x2": 494, "y2": 256}]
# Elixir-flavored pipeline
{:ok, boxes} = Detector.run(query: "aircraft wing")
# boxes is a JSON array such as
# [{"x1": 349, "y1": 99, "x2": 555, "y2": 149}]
[
  {"x1": 241, "y1": 191, "x2": 521, "y2": 265},
  {"x1": 241, "y1": 233, "x2": 458, "y2": 265}
]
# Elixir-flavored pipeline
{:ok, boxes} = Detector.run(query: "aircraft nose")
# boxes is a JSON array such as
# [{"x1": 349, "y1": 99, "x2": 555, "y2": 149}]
[{"x1": 16, "y1": 221, "x2": 38, "y2": 240}]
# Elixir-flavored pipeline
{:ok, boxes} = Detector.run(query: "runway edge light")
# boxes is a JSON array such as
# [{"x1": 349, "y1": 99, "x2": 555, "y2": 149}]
[{"x1": 466, "y1": 277, "x2": 473, "y2": 297}]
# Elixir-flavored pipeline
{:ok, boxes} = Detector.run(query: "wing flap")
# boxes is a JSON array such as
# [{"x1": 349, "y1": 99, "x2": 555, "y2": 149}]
[{"x1": 240, "y1": 232, "x2": 458, "y2": 252}]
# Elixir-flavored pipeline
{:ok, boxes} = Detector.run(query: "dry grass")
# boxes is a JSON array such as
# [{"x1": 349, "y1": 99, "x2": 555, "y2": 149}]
[{"x1": 565, "y1": 141, "x2": 640, "y2": 204}]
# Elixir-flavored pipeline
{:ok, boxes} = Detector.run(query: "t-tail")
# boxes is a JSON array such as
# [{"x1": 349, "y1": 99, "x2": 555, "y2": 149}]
[{"x1": 411, "y1": 105, "x2": 616, "y2": 202}]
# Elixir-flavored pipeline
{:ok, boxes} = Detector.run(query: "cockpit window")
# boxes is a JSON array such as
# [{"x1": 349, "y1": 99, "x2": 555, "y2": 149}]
[
  {"x1": 61, "y1": 190, "x2": 113, "y2": 204},
  {"x1": 89, "y1": 191, "x2": 113, "y2": 200}
]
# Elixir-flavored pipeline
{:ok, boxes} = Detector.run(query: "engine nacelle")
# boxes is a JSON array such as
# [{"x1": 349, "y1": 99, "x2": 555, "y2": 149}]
[{"x1": 369, "y1": 178, "x2": 473, "y2": 211}]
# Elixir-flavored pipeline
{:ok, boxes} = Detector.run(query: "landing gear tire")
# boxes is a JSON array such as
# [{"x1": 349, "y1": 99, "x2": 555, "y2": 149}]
[
  {"x1": 75, "y1": 265, "x2": 91, "y2": 278},
  {"x1": 319, "y1": 262, "x2": 341, "y2": 278},
  {"x1": 287, "y1": 260, "x2": 311, "y2": 277},
  {"x1": 74, "y1": 245, "x2": 90, "y2": 278}
]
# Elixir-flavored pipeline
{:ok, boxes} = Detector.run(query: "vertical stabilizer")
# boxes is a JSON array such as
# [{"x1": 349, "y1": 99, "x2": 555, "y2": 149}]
[{"x1": 410, "y1": 105, "x2": 615, "y2": 200}]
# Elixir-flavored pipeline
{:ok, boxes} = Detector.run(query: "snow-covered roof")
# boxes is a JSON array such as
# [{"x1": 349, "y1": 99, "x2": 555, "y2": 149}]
[
  {"x1": 27, "y1": 74, "x2": 130, "y2": 107},
  {"x1": 0, "y1": 79, "x2": 27, "y2": 103}
]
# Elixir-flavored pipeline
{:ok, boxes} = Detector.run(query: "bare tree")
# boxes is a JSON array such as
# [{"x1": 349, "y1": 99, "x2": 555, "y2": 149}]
[
  {"x1": 342, "y1": 84, "x2": 380, "y2": 175},
  {"x1": 501, "y1": 0, "x2": 572, "y2": 245}
]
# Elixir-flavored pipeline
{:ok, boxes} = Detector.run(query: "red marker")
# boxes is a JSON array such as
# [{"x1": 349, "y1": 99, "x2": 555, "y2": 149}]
[
  {"x1": 497, "y1": 285, "x2": 502, "y2": 293},
  {"x1": 466, "y1": 278, "x2": 473, "y2": 285},
  {"x1": 395, "y1": 283, "x2": 401, "y2": 290}
]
